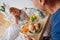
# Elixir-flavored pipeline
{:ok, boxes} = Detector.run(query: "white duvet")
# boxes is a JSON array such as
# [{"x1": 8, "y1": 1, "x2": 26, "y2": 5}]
[{"x1": 0, "y1": 19, "x2": 28, "y2": 40}]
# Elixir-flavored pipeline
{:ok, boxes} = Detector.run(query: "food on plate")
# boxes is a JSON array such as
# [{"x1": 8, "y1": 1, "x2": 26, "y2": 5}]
[
  {"x1": 21, "y1": 22, "x2": 29, "y2": 33},
  {"x1": 28, "y1": 24, "x2": 35, "y2": 33},
  {"x1": 27, "y1": 15, "x2": 42, "y2": 34},
  {"x1": 21, "y1": 14, "x2": 42, "y2": 34},
  {"x1": 28, "y1": 23, "x2": 42, "y2": 34},
  {"x1": 22, "y1": 27, "x2": 28, "y2": 33},
  {"x1": 34, "y1": 24, "x2": 39, "y2": 30},
  {"x1": 30, "y1": 15, "x2": 37, "y2": 24},
  {"x1": 30, "y1": 16, "x2": 37, "y2": 22}
]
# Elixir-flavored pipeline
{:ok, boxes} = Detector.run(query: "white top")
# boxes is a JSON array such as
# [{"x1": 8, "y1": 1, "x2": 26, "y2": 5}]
[
  {"x1": 0, "y1": 10, "x2": 28, "y2": 40},
  {"x1": 0, "y1": 22, "x2": 20, "y2": 40}
]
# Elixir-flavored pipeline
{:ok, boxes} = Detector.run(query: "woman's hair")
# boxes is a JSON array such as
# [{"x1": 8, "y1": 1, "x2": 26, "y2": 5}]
[
  {"x1": 45, "y1": 0, "x2": 60, "y2": 6},
  {"x1": 9, "y1": 7, "x2": 21, "y2": 13}
]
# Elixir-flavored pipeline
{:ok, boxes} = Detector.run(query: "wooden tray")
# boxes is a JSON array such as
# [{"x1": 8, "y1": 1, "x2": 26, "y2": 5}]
[{"x1": 22, "y1": 12, "x2": 50, "y2": 40}]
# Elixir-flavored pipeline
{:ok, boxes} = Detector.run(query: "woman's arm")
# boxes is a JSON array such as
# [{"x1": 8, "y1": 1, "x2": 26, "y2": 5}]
[{"x1": 24, "y1": 12, "x2": 30, "y2": 20}]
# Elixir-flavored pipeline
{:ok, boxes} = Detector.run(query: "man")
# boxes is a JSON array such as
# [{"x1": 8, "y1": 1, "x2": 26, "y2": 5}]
[{"x1": 32, "y1": 0, "x2": 60, "y2": 40}]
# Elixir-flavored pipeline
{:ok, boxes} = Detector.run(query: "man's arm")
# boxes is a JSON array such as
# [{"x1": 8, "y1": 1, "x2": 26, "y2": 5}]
[{"x1": 52, "y1": 13, "x2": 60, "y2": 40}]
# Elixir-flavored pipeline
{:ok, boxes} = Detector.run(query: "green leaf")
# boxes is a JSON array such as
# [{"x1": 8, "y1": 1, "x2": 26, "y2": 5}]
[{"x1": 0, "y1": 6, "x2": 5, "y2": 12}]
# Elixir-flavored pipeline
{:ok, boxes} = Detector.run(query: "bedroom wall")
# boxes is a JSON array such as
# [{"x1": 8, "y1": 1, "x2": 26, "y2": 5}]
[{"x1": 0, "y1": 0, "x2": 35, "y2": 9}]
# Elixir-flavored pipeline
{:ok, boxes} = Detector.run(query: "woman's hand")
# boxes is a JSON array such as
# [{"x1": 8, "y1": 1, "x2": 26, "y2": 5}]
[
  {"x1": 24, "y1": 12, "x2": 30, "y2": 20},
  {"x1": 24, "y1": 34, "x2": 32, "y2": 40}
]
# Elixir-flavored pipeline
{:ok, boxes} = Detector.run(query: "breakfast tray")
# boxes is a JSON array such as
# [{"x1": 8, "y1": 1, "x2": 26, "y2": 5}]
[{"x1": 24, "y1": 13, "x2": 50, "y2": 40}]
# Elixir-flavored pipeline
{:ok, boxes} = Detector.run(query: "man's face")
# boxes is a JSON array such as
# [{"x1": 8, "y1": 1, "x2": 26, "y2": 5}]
[
  {"x1": 32, "y1": 0, "x2": 53, "y2": 13},
  {"x1": 32, "y1": 0, "x2": 46, "y2": 11}
]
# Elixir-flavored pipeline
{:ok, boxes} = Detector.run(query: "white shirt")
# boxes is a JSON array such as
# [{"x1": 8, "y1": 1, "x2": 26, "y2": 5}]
[
  {"x1": 0, "y1": 10, "x2": 28, "y2": 40},
  {"x1": 0, "y1": 21, "x2": 21, "y2": 40}
]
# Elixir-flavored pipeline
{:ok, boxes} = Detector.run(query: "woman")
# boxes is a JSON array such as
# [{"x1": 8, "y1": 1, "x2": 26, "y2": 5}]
[
  {"x1": 1, "y1": 7, "x2": 30, "y2": 40},
  {"x1": 9, "y1": 7, "x2": 29, "y2": 24},
  {"x1": 32, "y1": 0, "x2": 60, "y2": 40}
]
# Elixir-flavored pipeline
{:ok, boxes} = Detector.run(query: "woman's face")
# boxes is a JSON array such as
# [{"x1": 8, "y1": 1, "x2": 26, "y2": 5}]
[{"x1": 11, "y1": 10, "x2": 20, "y2": 19}]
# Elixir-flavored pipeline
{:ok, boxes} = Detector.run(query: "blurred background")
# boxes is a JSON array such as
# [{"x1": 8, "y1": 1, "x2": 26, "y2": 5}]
[{"x1": 0, "y1": 0, "x2": 35, "y2": 9}]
